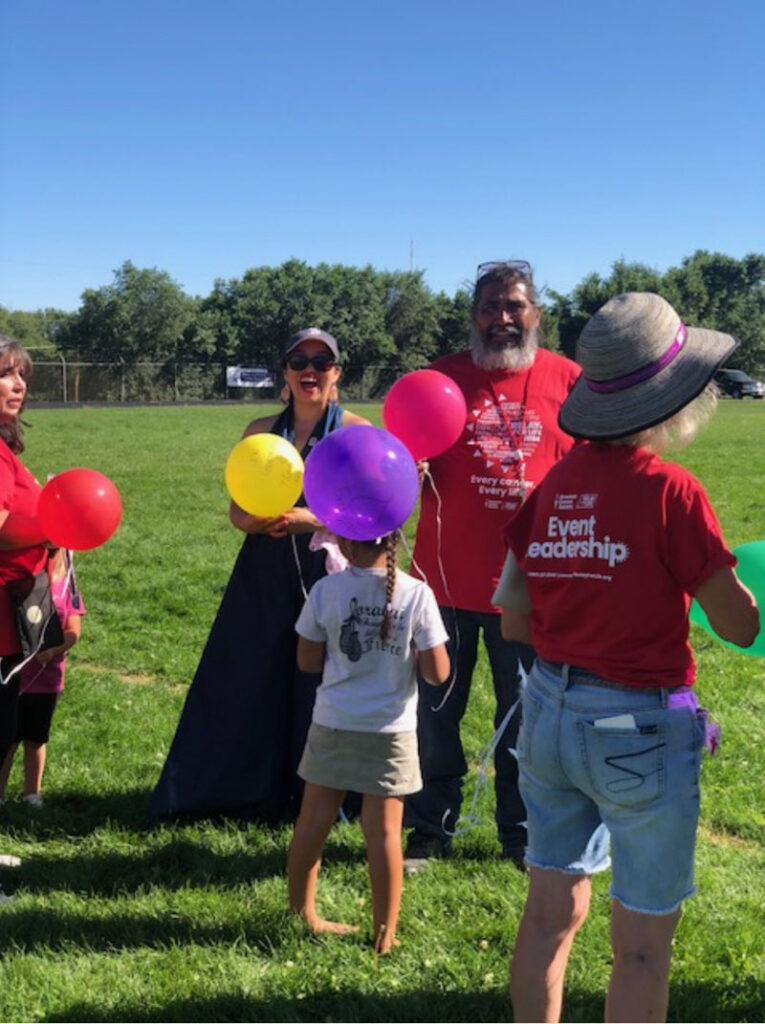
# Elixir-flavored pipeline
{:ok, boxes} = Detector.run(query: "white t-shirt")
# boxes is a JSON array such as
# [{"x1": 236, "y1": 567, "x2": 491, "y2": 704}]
[{"x1": 296, "y1": 566, "x2": 449, "y2": 733}]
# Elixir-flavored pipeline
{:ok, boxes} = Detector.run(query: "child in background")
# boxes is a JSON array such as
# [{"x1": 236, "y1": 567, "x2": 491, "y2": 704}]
[
  {"x1": 288, "y1": 530, "x2": 450, "y2": 953},
  {"x1": 0, "y1": 550, "x2": 85, "y2": 807}
]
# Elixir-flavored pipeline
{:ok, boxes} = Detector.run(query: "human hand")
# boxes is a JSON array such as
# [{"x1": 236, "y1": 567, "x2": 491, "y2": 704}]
[
  {"x1": 230, "y1": 497, "x2": 287, "y2": 537},
  {"x1": 282, "y1": 507, "x2": 322, "y2": 534},
  {"x1": 243, "y1": 513, "x2": 289, "y2": 538}
]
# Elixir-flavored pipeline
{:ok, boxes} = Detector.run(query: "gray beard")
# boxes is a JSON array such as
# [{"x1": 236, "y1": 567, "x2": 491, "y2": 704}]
[{"x1": 469, "y1": 324, "x2": 539, "y2": 372}]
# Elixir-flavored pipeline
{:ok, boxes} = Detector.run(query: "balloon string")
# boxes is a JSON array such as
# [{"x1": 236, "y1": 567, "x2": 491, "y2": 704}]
[
  {"x1": 404, "y1": 469, "x2": 460, "y2": 714},
  {"x1": 64, "y1": 549, "x2": 82, "y2": 610},
  {"x1": 0, "y1": 552, "x2": 78, "y2": 688},
  {"x1": 17, "y1": 662, "x2": 45, "y2": 694},
  {"x1": 291, "y1": 534, "x2": 309, "y2": 601},
  {"x1": 15, "y1": 555, "x2": 75, "y2": 697},
  {"x1": 0, "y1": 628, "x2": 53, "y2": 689},
  {"x1": 0, "y1": 553, "x2": 76, "y2": 690},
  {"x1": 443, "y1": 664, "x2": 526, "y2": 838}
]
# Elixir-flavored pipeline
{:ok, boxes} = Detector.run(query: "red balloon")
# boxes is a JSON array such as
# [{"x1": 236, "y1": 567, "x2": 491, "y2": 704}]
[
  {"x1": 37, "y1": 468, "x2": 122, "y2": 551},
  {"x1": 383, "y1": 369, "x2": 467, "y2": 460}
]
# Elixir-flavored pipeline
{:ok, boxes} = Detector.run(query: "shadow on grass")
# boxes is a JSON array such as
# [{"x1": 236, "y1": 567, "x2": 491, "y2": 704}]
[
  {"x1": 1, "y1": 788, "x2": 156, "y2": 836},
  {"x1": 6, "y1": 837, "x2": 528, "y2": 903},
  {"x1": 706, "y1": 818, "x2": 765, "y2": 847},
  {"x1": 0, "y1": 901, "x2": 294, "y2": 958},
  {"x1": 1, "y1": 788, "x2": 362, "y2": 838},
  {"x1": 2, "y1": 832, "x2": 370, "y2": 898},
  {"x1": 42, "y1": 989, "x2": 514, "y2": 1023},
  {"x1": 2, "y1": 787, "x2": 307, "y2": 843},
  {"x1": 41, "y1": 975, "x2": 765, "y2": 1023},
  {"x1": 10, "y1": 840, "x2": 279, "y2": 893},
  {"x1": 565, "y1": 975, "x2": 765, "y2": 1024}
]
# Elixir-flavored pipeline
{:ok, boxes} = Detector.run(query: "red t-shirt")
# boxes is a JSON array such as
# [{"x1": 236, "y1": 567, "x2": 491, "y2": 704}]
[
  {"x1": 412, "y1": 348, "x2": 580, "y2": 612},
  {"x1": 0, "y1": 441, "x2": 47, "y2": 655},
  {"x1": 503, "y1": 443, "x2": 735, "y2": 687}
]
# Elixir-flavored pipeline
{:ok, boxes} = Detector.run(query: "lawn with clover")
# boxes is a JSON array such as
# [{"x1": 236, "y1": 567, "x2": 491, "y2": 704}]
[{"x1": 0, "y1": 400, "x2": 762, "y2": 1022}]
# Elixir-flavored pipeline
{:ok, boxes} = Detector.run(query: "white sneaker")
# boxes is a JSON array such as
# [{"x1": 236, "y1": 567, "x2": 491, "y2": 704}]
[
  {"x1": 0, "y1": 854, "x2": 21, "y2": 868},
  {"x1": 23, "y1": 794, "x2": 43, "y2": 808}
]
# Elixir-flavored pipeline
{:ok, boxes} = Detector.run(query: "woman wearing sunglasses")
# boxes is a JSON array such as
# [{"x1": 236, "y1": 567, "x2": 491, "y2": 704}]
[{"x1": 149, "y1": 328, "x2": 369, "y2": 824}]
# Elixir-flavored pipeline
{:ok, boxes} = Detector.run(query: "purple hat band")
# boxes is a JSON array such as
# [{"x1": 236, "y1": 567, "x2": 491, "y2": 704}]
[{"x1": 585, "y1": 323, "x2": 688, "y2": 395}]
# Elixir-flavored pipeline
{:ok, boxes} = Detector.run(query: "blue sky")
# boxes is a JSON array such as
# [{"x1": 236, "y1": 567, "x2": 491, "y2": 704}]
[{"x1": 1, "y1": 0, "x2": 763, "y2": 312}]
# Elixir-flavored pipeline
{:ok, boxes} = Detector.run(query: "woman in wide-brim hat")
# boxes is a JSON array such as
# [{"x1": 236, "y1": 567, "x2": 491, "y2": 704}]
[
  {"x1": 493, "y1": 292, "x2": 759, "y2": 1022},
  {"x1": 148, "y1": 328, "x2": 369, "y2": 824}
]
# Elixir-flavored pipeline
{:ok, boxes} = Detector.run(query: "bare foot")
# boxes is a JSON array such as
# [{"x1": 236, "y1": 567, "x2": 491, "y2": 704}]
[
  {"x1": 373, "y1": 926, "x2": 401, "y2": 955},
  {"x1": 304, "y1": 915, "x2": 358, "y2": 937}
]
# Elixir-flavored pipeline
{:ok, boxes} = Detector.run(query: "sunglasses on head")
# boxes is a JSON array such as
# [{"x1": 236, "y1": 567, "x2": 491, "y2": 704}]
[
  {"x1": 476, "y1": 259, "x2": 532, "y2": 280},
  {"x1": 284, "y1": 352, "x2": 337, "y2": 372}
]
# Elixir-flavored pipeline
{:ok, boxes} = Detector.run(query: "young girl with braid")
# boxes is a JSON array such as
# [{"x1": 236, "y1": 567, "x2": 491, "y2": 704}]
[{"x1": 289, "y1": 530, "x2": 449, "y2": 953}]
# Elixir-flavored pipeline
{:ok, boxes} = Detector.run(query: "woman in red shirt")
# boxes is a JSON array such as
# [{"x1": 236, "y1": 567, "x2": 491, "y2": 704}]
[
  {"x1": 0, "y1": 336, "x2": 49, "y2": 788},
  {"x1": 495, "y1": 294, "x2": 759, "y2": 1023}
]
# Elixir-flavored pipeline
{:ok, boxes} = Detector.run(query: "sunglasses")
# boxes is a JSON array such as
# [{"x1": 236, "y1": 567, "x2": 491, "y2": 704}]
[
  {"x1": 284, "y1": 353, "x2": 337, "y2": 372},
  {"x1": 476, "y1": 259, "x2": 532, "y2": 280}
]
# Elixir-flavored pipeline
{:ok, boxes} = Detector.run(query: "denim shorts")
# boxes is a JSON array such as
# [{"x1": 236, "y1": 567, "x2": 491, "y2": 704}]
[{"x1": 518, "y1": 659, "x2": 706, "y2": 915}]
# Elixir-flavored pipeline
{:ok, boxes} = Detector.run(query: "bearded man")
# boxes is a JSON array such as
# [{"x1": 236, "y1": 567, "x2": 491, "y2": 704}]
[{"x1": 404, "y1": 260, "x2": 580, "y2": 871}]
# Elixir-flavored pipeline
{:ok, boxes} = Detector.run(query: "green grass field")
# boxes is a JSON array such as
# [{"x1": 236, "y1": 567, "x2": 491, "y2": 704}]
[{"x1": 0, "y1": 400, "x2": 763, "y2": 1022}]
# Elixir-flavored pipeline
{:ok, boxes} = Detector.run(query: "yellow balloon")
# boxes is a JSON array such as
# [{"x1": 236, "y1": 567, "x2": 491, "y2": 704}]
[{"x1": 225, "y1": 434, "x2": 304, "y2": 517}]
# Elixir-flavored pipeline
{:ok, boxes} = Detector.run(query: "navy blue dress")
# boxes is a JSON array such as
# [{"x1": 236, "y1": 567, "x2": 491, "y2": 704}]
[{"x1": 148, "y1": 403, "x2": 344, "y2": 822}]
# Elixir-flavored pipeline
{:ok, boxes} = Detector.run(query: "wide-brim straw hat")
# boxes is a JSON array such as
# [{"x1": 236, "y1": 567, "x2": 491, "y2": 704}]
[{"x1": 559, "y1": 292, "x2": 738, "y2": 440}]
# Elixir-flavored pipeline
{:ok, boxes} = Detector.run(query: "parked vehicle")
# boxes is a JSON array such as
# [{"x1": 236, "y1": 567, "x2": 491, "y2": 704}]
[{"x1": 713, "y1": 368, "x2": 765, "y2": 399}]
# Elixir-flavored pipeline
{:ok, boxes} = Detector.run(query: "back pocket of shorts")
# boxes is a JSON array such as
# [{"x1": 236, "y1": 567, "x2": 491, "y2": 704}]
[{"x1": 578, "y1": 722, "x2": 666, "y2": 808}]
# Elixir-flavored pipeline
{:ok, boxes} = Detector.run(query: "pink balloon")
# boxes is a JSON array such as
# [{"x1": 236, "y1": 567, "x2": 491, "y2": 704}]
[
  {"x1": 383, "y1": 369, "x2": 467, "y2": 460},
  {"x1": 37, "y1": 469, "x2": 122, "y2": 551}
]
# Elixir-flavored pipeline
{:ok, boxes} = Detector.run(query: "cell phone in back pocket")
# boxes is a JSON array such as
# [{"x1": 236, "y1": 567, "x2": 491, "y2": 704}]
[{"x1": 593, "y1": 714, "x2": 637, "y2": 730}]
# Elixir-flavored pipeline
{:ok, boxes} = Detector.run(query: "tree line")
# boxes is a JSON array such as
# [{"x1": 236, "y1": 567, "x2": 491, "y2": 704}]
[{"x1": 1, "y1": 251, "x2": 763, "y2": 396}]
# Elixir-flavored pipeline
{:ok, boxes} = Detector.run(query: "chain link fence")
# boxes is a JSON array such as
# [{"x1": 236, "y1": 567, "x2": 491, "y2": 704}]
[{"x1": 28, "y1": 360, "x2": 403, "y2": 404}]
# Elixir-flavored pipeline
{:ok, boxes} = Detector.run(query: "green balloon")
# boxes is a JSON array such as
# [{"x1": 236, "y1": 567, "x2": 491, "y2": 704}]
[
  {"x1": 690, "y1": 540, "x2": 765, "y2": 657},
  {"x1": 733, "y1": 541, "x2": 765, "y2": 657}
]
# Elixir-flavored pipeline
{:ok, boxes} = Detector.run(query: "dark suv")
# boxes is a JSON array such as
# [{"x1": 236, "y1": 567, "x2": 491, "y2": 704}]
[{"x1": 713, "y1": 368, "x2": 765, "y2": 399}]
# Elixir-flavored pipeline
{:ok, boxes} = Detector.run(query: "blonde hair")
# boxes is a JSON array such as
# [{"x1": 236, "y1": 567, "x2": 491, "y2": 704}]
[{"x1": 613, "y1": 383, "x2": 718, "y2": 455}]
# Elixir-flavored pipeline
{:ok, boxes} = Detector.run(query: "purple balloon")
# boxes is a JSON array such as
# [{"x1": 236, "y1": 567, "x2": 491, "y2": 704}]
[{"x1": 304, "y1": 425, "x2": 419, "y2": 540}]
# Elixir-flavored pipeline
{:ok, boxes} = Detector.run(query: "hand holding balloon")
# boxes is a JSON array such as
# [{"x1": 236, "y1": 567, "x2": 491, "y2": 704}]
[
  {"x1": 281, "y1": 505, "x2": 323, "y2": 535},
  {"x1": 37, "y1": 469, "x2": 122, "y2": 551},
  {"x1": 234, "y1": 511, "x2": 290, "y2": 538}
]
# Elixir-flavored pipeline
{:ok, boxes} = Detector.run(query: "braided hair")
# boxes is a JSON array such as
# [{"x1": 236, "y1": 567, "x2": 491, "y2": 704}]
[
  {"x1": 346, "y1": 530, "x2": 400, "y2": 639},
  {"x1": 379, "y1": 530, "x2": 399, "y2": 640}
]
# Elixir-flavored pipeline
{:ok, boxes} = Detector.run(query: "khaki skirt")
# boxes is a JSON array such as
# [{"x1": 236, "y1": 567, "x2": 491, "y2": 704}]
[{"x1": 298, "y1": 722, "x2": 422, "y2": 797}]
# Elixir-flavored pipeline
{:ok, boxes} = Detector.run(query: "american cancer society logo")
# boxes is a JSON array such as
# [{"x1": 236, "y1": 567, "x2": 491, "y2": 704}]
[{"x1": 554, "y1": 492, "x2": 598, "y2": 511}]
